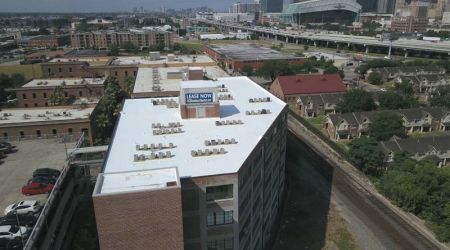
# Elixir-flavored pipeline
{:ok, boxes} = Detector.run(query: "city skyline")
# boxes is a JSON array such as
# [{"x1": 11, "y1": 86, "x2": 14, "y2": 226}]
[{"x1": 0, "y1": 0, "x2": 245, "y2": 12}]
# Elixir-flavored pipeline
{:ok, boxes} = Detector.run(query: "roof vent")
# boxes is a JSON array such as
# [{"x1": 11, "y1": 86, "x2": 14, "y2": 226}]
[{"x1": 191, "y1": 148, "x2": 227, "y2": 157}]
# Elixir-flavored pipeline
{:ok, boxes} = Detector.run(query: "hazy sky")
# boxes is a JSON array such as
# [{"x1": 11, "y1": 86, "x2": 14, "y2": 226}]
[{"x1": 0, "y1": 0, "x2": 242, "y2": 12}]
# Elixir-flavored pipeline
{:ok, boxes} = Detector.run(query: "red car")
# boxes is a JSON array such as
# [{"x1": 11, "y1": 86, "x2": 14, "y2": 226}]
[{"x1": 21, "y1": 182, "x2": 54, "y2": 195}]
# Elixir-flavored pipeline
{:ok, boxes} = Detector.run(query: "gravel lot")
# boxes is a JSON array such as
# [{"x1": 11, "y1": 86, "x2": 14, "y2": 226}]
[{"x1": 0, "y1": 139, "x2": 75, "y2": 212}]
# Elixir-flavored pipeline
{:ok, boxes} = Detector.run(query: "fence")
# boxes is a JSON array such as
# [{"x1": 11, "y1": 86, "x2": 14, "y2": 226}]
[
  {"x1": 288, "y1": 110, "x2": 350, "y2": 161},
  {"x1": 24, "y1": 132, "x2": 86, "y2": 250}
]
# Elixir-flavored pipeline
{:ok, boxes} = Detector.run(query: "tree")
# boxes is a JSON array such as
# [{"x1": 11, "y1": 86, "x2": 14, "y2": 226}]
[
  {"x1": 49, "y1": 86, "x2": 65, "y2": 105},
  {"x1": 336, "y1": 89, "x2": 376, "y2": 113},
  {"x1": 0, "y1": 73, "x2": 25, "y2": 104},
  {"x1": 378, "y1": 91, "x2": 419, "y2": 110},
  {"x1": 368, "y1": 111, "x2": 406, "y2": 141},
  {"x1": 396, "y1": 80, "x2": 415, "y2": 96},
  {"x1": 303, "y1": 45, "x2": 309, "y2": 51},
  {"x1": 123, "y1": 76, "x2": 135, "y2": 95},
  {"x1": 241, "y1": 65, "x2": 254, "y2": 76},
  {"x1": 108, "y1": 45, "x2": 120, "y2": 56},
  {"x1": 256, "y1": 60, "x2": 293, "y2": 81},
  {"x1": 91, "y1": 76, "x2": 128, "y2": 145},
  {"x1": 429, "y1": 85, "x2": 450, "y2": 109},
  {"x1": 348, "y1": 137, "x2": 385, "y2": 176},
  {"x1": 368, "y1": 72, "x2": 383, "y2": 85}
]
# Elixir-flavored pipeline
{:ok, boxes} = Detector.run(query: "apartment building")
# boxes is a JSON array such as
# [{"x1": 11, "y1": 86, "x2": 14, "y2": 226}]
[
  {"x1": 93, "y1": 77, "x2": 288, "y2": 250},
  {"x1": 0, "y1": 106, "x2": 94, "y2": 143},
  {"x1": 269, "y1": 74, "x2": 347, "y2": 105},
  {"x1": 70, "y1": 29, "x2": 176, "y2": 50},
  {"x1": 324, "y1": 107, "x2": 450, "y2": 141},
  {"x1": 395, "y1": 74, "x2": 450, "y2": 93},
  {"x1": 381, "y1": 135, "x2": 450, "y2": 167},
  {"x1": 11, "y1": 78, "x2": 105, "y2": 108},
  {"x1": 391, "y1": 16, "x2": 428, "y2": 32},
  {"x1": 366, "y1": 66, "x2": 445, "y2": 82},
  {"x1": 296, "y1": 93, "x2": 345, "y2": 118},
  {"x1": 40, "y1": 58, "x2": 138, "y2": 89}
]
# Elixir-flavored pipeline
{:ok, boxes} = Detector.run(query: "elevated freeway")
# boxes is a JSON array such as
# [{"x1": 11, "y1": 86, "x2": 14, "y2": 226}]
[{"x1": 198, "y1": 20, "x2": 450, "y2": 58}]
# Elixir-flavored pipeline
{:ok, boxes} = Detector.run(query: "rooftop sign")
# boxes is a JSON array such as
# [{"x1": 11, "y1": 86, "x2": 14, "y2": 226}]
[{"x1": 185, "y1": 92, "x2": 214, "y2": 104}]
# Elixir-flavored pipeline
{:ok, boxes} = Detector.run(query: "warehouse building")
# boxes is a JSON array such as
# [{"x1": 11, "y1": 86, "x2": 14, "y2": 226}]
[
  {"x1": 204, "y1": 44, "x2": 305, "y2": 73},
  {"x1": 93, "y1": 77, "x2": 288, "y2": 250},
  {"x1": 0, "y1": 106, "x2": 94, "y2": 143},
  {"x1": 11, "y1": 78, "x2": 105, "y2": 108}
]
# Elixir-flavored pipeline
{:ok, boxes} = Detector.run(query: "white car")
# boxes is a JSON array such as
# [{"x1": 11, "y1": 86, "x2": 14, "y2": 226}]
[
  {"x1": 4, "y1": 200, "x2": 40, "y2": 216},
  {"x1": 0, "y1": 225, "x2": 28, "y2": 240}
]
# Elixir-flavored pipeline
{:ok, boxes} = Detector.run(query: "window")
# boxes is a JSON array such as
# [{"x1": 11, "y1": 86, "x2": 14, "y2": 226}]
[
  {"x1": 133, "y1": 71, "x2": 137, "y2": 76},
  {"x1": 3, "y1": 132, "x2": 8, "y2": 139},
  {"x1": 52, "y1": 129, "x2": 57, "y2": 135},
  {"x1": 24, "y1": 104, "x2": 28, "y2": 108},
  {"x1": 68, "y1": 128, "x2": 73, "y2": 134},
  {"x1": 43, "y1": 93, "x2": 47, "y2": 98},
  {"x1": 125, "y1": 71, "x2": 128, "y2": 77},
  {"x1": 34, "y1": 103, "x2": 38, "y2": 107},
  {"x1": 58, "y1": 68, "x2": 62, "y2": 73},
  {"x1": 69, "y1": 67, "x2": 73, "y2": 73},
  {"x1": 45, "y1": 102, "x2": 48, "y2": 107},
  {"x1": 47, "y1": 68, "x2": 51, "y2": 74},
  {"x1": 36, "y1": 130, "x2": 41, "y2": 138},
  {"x1": 19, "y1": 131, "x2": 25, "y2": 138},
  {"x1": 32, "y1": 93, "x2": 36, "y2": 99},
  {"x1": 207, "y1": 211, "x2": 233, "y2": 226},
  {"x1": 114, "y1": 71, "x2": 118, "y2": 76},
  {"x1": 64, "y1": 92, "x2": 68, "y2": 97},
  {"x1": 206, "y1": 184, "x2": 233, "y2": 201},
  {"x1": 22, "y1": 94, "x2": 27, "y2": 100},
  {"x1": 79, "y1": 91, "x2": 83, "y2": 97},
  {"x1": 207, "y1": 237, "x2": 234, "y2": 250}
]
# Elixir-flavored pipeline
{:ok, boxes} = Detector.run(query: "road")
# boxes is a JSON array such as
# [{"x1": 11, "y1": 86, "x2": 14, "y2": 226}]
[{"x1": 286, "y1": 117, "x2": 446, "y2": 250}]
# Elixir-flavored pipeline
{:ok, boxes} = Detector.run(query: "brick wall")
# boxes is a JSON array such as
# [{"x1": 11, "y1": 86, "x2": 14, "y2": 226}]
[
  {"x1": 180, "y1": 104, "x2": 220, "y2": 119},
  {"x1": 94, "y1": 187, "x2": 184, "y2": 250}
]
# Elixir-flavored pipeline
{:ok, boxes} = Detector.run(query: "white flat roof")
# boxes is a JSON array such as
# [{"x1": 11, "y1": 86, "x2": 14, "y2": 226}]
[
  {"x1": 96, "y1": 167, "x2": 179, "y2": 195},
  {"x1": 0, "y1": 107, "x2": 94, "y2": 124},
  {"x1": 111, "y1": 54, "x2": 215, "y2": 66},
  {"x1": 133, "y1": 66, "x2": 228, "y2": 94},
  {"x1": 22, "y1": 78, "x2": 105, "y2": 88},
  {"x1": 100, "y1": 77, "x2": 286, "y2": 194}
]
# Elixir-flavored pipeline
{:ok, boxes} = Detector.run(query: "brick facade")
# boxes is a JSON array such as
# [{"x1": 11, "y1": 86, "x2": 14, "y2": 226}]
[
  {"x1": 180, "y1": 104, "x2": 220, "y2": 119},
  {"x1": 93, "y1": 187, "x2": 184, "y2": 250}
]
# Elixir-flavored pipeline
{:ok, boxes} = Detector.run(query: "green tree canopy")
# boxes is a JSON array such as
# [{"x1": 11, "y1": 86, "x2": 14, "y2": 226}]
[
  {"x1": 0, "y1": 73, "x2": 25, "y2": 104},
  {"x1": 429, "y1": 85, "x2": 450, "y2": 109},
  {"x1": 377, "y1": 91, "x2": 419, "y2": 110},
  {"x1": 348, "y1": 137, "x2": 385, "y2": 176},
  {"x1": 395, "y1": 80, "x2": 415, "y2": 96},
  {"x1": 368, "y1": 72, "x2": 383, "y2": 85},
  {"x1": 336, "y1": 89, "x2": 376, "y2": 113},
  {"x1": 240, "y1": 65, "x2": 254, "y2": 76},
  {"x1": 49, "y1": 85, "x2": 65, "y2": 105},
  {"x1": 256, "y1": 60, "x2": 293, "y2": 81},
  {"x1": 368, "y1": 111, "x2": 406, "y2": 141}
]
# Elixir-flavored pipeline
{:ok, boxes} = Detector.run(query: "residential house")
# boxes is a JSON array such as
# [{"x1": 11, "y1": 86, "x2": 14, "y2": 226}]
[
  {"x1": 324, "y1": 107, "x2": 450, "y2": 141},
  {"x1": 270, "y1": 74, "x2": 347, "y2": 104},
  {"x1": 395, "y1": 74, "x2": 450, "y2": 93},
  {"x1": 296, "y1": 93, "x2": 344, "y2": 117},
  {"x1": 366, "y1": 66, "x2": 445, "y2": 82},
  {"x1": 380, "y1": 135, "x2": 450, "y2": 167}
]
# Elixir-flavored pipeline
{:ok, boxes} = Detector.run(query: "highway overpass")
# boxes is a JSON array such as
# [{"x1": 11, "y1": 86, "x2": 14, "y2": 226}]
[{"x1": 198, "y1": 20, "x2": 450, "y2": 58}]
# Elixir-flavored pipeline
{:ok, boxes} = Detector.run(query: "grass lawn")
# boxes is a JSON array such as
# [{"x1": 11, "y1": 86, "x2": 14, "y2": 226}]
[
  {"x1": 307, "y1": 115, "x2": 325, "y2": 131},
  {"x1": 410, "y1": 130, "x2": 450, "y2": 138},
  {"x1": 0, "y1": 64, "x2": 42, "y2": 80}
]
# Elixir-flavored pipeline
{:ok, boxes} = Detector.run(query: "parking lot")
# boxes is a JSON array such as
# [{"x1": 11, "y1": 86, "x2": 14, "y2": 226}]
[{"x1": 0, "y1": 139, "x2": 75, "y2": 212}]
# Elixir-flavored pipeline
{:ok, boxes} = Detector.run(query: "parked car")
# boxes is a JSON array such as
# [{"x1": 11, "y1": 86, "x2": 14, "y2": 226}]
[
  {"x1": 4, "y1": 201, "x2": 41, "y2": 216},
  {"x1": 0, "y1": 238, "x2": 22, "y2": 250},
  {"x1": 32, "y1": 168, "x2": 60, "y2": 178},
  {"x1": 0, "y1": 214, "x2": 37, "y2": 227},
  {"x1": 0, "y1": 141, "x2": 14, "y2": 154},
  {"x1": 0, "y1": 225, "x2": 28, "y2": 240},
  {"x1": 28, "y1": 176, "x2": 57, "y2": 185},
  {"x1": 21, "y1": 182, "x2": 54, "y2": 196}
]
